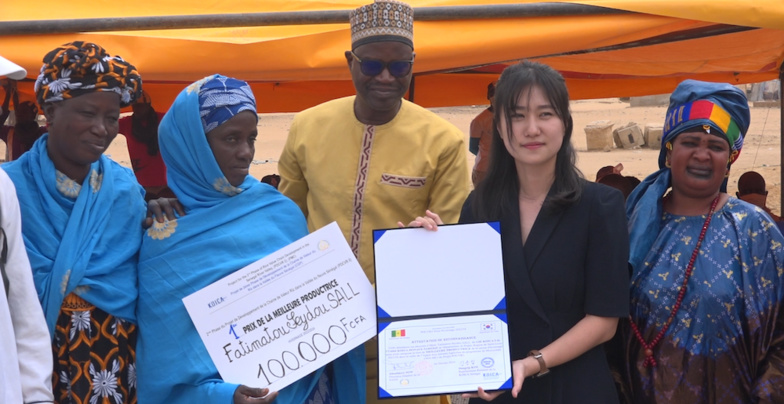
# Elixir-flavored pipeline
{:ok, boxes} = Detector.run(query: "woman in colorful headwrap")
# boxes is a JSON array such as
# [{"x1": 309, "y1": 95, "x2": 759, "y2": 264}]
[
  {"x1": 1, "y1": 41, "x2": 146, "y2": 403},
  {"x1": 136, "y1": 74, "x2": 365, "y2": 404},
  {"x1": 619, "y1": 79, "x2": 784, "y2": 402}
]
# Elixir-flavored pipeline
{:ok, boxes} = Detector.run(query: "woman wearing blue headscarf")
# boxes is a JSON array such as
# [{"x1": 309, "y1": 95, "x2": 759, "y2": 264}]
[
  {"x1": 2, "y1": 41, "x2": 145, "y2": 404},
  {"x1": 135, "y1": 75, "x2": 365, "y2": 404},
  {"x1": 619, "y1": 80, "x2": 784, "y2": 403}
]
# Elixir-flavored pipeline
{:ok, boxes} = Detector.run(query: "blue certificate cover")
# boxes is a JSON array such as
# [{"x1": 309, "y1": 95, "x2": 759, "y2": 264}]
[{"x1": 373, "y1": 222, "x2": 512, "y2": 399}]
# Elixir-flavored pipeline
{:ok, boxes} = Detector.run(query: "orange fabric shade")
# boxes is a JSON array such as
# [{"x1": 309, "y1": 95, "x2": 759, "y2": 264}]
[{"x1": 1, "y1": 0, "x2": 782, "y2": 112}]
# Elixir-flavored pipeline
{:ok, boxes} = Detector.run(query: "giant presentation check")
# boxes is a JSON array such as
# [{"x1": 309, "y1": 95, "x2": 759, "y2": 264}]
[{"x1": 183, "y1": 222, "x2": 376, "y2": 391}]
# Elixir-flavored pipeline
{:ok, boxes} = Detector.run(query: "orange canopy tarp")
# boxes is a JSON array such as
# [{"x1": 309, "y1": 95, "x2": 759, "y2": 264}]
[{"x1": 1, "y1": 0, "x2": 783, "y2": 112}]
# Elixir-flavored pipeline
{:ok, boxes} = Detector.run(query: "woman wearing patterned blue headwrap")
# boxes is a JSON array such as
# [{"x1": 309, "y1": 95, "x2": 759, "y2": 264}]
[
  {"x1": 135, "y1": 75, "x2": 365, "y2": 404},
  {"x1": 2, "y1": 41, "x2": 146, "y2": 404},
  {"x1": 618, "y1": 80, "x2": 784, "y2": 403}
]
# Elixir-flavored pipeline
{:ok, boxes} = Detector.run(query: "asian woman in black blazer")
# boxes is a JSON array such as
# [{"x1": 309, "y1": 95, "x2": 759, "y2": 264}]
[{"x1": 409, "y1": 61, "x2": 629, "y2": 404}]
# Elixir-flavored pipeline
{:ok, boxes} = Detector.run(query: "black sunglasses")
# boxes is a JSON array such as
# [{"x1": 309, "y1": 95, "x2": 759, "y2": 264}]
[{"x1": 350, "y1": 51, "x2": 414, "y2": 78}]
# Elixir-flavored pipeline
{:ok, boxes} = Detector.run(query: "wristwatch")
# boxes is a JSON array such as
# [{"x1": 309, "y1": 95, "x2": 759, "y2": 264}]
[{"x1": 528, "y1": 349, "x2": 549, "y2": 377}]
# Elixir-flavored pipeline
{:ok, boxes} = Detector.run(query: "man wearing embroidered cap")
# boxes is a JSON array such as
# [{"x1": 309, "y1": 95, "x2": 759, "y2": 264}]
[
  {"x1": 278, "y1": 1, "x2": 469, "y2": 404},
  {"x1": 619, "y1": 80, "x2": 784, "y2": 402},
  {"x1": 2, "y1": 41, "x2": 146, "y2": 404}
]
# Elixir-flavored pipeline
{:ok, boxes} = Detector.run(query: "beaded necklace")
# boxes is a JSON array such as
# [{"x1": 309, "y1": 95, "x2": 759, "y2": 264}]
[{"x1": 629, "y1": 194, "x2": 720, "y2": 368}]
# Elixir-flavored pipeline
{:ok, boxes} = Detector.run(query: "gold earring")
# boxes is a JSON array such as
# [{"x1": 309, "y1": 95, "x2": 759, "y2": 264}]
[{"x1": 665, "y1": 159, "x2": 671, "y2": 168}]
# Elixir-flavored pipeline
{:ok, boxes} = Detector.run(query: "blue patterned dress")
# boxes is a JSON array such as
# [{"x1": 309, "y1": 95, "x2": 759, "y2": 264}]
[{"x1": 623, "y1": 197, "x2": 784, "y2": 403}]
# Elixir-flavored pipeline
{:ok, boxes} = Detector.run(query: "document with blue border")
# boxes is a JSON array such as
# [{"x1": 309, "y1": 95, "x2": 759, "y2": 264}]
[{"x1": 373, "y1": 222, "x2": 512, "y2": 399}]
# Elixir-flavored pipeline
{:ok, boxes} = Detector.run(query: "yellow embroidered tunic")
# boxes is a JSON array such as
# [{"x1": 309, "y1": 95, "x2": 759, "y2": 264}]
[{"x1": 279, "y1": 96, "x2": 470, "y2": 284}]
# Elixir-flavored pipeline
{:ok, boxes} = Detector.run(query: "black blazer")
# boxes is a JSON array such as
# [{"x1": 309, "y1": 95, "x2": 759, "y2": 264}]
[{"x1": 462, "y1": 181, "x2": 630, "y2": 404}]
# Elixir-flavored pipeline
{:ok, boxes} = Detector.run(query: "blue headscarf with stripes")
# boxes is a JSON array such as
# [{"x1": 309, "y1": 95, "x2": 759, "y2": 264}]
[
  {"x1": 157, "y1": 75, "x2": 258, "y2": 211},
  {"x1": 198, "y1": 75, "x2": 257, "y2": 133}
]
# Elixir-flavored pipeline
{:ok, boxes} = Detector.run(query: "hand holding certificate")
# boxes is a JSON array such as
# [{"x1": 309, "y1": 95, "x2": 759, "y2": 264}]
[
  {"x1": 183, "y1": 222, "x2": 377, "y2": 392},
  {"x1": 373, "y1": 222, "x2": 512, "y2": 398}
]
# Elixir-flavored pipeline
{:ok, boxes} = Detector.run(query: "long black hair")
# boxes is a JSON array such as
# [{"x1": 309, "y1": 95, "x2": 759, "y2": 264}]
[{"x1": 472, "y1": 61, "x2": 583, "y2": 221}]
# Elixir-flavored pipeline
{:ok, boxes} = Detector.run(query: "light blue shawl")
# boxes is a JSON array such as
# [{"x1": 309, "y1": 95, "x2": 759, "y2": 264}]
[
  {"x1": 2, "y1": 134, "x2": 146, "y2": 337},
  {"x1": 136, "y1": 75, "x2": 364, "y2": 404},
  {"x1": 625, "y1": 168, "x2": 670, "y2": 272}
]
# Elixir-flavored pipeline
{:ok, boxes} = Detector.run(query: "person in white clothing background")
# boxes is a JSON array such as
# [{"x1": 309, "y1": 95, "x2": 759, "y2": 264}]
[{"x1": 0, "y1": 54, "x2": 55, "y2": 404}]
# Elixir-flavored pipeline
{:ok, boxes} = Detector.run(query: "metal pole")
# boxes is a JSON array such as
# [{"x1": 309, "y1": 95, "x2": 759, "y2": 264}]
[
  {"x1": 0, "y1": 3, "x2": 631, "y2": 36},
  {"x1": 537, "y1": 25, "x2": 755, "y2": 59}
]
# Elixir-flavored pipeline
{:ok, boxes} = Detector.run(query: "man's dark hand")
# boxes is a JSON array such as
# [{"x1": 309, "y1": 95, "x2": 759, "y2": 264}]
[{"x1": 142, "y1": 197, "x2": 186, "y2": 229}]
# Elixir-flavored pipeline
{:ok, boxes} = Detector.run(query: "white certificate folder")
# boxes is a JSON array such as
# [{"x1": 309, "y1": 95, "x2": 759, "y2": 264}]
[{"x1": 373, "y1": 222, "x2": 512, "y2": 399}]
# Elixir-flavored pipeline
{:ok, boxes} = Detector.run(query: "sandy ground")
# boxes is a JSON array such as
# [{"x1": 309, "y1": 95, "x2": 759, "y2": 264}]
[{"x1": 9, "y1": 99, "x2": 781, "y2": 214}]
